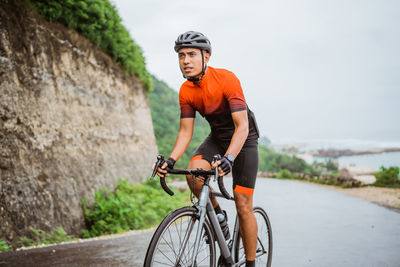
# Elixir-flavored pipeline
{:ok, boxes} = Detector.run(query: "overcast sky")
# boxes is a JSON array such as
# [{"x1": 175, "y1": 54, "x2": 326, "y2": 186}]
[{"x1": 112, "y1": 0, "x2": 400, "y2": 144}]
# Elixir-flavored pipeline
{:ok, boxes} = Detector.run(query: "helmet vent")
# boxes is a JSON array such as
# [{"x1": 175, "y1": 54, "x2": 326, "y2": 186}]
[{"x1": 174, "y1": 31, "x2": 212, "y2": 55}]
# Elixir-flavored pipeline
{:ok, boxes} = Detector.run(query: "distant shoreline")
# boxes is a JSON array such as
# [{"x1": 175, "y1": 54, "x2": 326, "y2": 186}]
[{"x1": 313, "y1": 147, "x2": 400, "y2": 158}]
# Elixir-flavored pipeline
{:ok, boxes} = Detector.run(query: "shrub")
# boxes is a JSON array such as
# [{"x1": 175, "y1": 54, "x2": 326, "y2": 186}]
[
  {"x1": 325, "y1": 159, "x2": 339, "y2": 172},
  {"x1": 374, "y1": 166, "x2": 400, "y2": 187},
  {"x1": 0, "y1": 239, "x2": 11, "y2": 253},
  {"x1": 17, "y1": 227, "x2": 77, "y2": 248},
  {"x1": 276, "y1": 169, "x2": 293, "y2": 179},
  {"x1": 82, "y1": 179, "x2": 190, "y2": 237},
  {"x1": 341, "y1": 181, "x2": 351, "y2": 188},
  {"x1": 29, "y1": 0, "x2": 152, "y2": 91},
  {"x1": 258, "y1": 146, "x2": 316, "y2": 174}
]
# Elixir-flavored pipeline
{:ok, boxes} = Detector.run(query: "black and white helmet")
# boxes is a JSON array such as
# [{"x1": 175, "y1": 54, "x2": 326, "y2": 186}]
[{"x1": 174, "y1": 31, "x2": 212, "y2": 55}]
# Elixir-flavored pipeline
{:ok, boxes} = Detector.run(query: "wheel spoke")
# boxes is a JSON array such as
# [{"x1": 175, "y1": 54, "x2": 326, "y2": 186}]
[
  {"x1": 167, "y1": 225, "x2": 177, "y2": 258},
  {"x1": 179, "y1": 218, "x2": 196, "y2": 264},
  {"x1": 161, "y1": 234, "x2": 177, "y2": 258},
  {"x1": 152, "y1": 259, "x2": 175, "y2": 266},
  {"x1": 155, "y1": 246, "x2": 175, "y2": 265}
]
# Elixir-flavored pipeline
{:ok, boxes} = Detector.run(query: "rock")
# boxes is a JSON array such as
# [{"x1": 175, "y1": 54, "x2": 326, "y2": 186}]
[
  {"x1": 344, "y1": 166, "x2": 378, "y2": 185},
  {"x1": 353, "y1": 175, "x2": 376, "y2": 185},
  {"x1": 339, "y1": 168, "x2": 352, "y2": 179},
  {"x1": 0, "y1": 1, "x2": 157, "y2": 246}
]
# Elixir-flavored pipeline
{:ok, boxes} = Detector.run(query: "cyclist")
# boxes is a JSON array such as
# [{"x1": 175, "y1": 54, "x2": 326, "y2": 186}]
[{"x1": 156, "y1": 31, "x2": 260, "y2": 267}]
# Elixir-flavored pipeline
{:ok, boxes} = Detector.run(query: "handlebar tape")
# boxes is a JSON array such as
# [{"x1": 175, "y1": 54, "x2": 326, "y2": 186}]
[
  {"x1": 160, "y1": 176, "x2": 174, "y2": 196},
  {"x1": 217, "y1": 175, "x2": 234, "y2": 200}
]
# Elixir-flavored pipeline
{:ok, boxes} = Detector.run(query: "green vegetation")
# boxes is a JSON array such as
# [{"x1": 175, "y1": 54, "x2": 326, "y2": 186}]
[
  {"x1": 310, "y1": 159, "x2": 339, "y2": 175},
  {"x1": 274, "y1": 169, "x2": 356, "y2": 188},
  {"x1": 10, "y1": 178, "x2": 190, "y2": 249},
  {"x1": 307, "y1": 177, "x2": 352, "y2": 188},
  {"x1": 82, "y1": 179, "x2": 190, "y2": 237},
  {"x1": 149, "y1": 76, "x2": 209, "y2": 169},
  {"x1": 0, "y1": 239, "x2": 11, "y2": 252},
  {"x1": 29, "y1": 0, "x2": 152, "y2": 90},
  {"x1": 276, "y1": 169, "x2": 293, "y2": 179},
  {"x1": 17, "y1": 227, "x2": 77, "y2": 248},
  {"x1": 325, "y1": 159, "x2": 339, "y2": 172},
  {"x1": 311, "y1": 158, "x2": 339, "y2": 172},
  {"x1": 374, "y1": 166, "x2": 400, "y2": 188},
  {"x1": 258, "y1": 145, "x2": 315, "y2": 173}
]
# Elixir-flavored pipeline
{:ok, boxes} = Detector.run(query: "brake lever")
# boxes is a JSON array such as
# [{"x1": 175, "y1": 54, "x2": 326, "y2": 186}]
[
  {"x1": 151, "y1": 155, "x2": 165, "y2": 179},
  {"x1": 212, "y1": 154, "x2": 221, "y2": 182}
]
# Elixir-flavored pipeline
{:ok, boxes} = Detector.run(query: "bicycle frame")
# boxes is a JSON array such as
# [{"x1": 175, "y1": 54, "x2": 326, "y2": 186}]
[{"x1": 183, "y1": 176, "x2": 245, "y2": 267}]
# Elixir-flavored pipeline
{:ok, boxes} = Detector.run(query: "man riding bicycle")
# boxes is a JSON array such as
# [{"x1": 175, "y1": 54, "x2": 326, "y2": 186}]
[{"x1": 156, "y1": 31, "x2": 260, "y2": 267}]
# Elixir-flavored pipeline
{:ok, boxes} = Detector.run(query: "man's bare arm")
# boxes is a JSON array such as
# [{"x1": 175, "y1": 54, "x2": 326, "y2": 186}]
[
  {"x1": 225, "y1": 110, "x2": 249, "y2": 157},
  {"x1": 170, "y1": 118, "x2": 195, "y2": 161},
  {"x1": 156, "y1": 118, "x2": 195, "y2": 177}
]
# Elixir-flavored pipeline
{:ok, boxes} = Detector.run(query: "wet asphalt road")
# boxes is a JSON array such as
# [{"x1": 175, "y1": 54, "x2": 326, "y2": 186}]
[
  {"x1": 0, "y1": 231, "x2": 153, "y2": 267},
  {"x1": 1, "y1": 178, "x2": 400, "y2": 267}
]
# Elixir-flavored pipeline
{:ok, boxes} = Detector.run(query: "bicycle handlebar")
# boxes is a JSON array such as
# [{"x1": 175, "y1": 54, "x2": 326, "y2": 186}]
[{"x1": 151, "y1": 155, "x2": 234, "y2": 200}]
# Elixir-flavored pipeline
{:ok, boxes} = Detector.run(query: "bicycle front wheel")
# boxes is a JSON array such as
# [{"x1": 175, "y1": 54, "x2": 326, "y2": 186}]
[
  {"x1": 234, "y1": 206, "x2": 273, "y2": 267},
  {"x1": 144, "y1": 206, "x2": 216, "y2": 267}
]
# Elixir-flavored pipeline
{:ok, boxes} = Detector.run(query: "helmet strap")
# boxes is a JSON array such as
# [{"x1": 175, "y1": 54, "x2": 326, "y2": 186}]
[{"x1": 201, "y1": 49, "x2": 205, "y2": 75}]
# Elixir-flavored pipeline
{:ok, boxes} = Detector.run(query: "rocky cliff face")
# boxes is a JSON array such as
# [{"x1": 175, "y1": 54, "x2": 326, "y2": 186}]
[{"x1": 0, "y1": 2, "x2": 157, "y2": 244}]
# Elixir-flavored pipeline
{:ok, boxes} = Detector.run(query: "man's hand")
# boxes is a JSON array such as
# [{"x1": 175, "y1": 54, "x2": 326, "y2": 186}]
[
  {"x1": 211, "y1": 156, "x2": 233, "y2": 176},
  {"x1": 152, "y1": 157, "x2": 176, "y2": 178}
]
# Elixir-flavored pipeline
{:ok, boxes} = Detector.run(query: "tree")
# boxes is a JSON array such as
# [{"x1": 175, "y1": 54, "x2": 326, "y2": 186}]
[{"x1": 374, "y1": 166, "x2": 400, "y2": 187}]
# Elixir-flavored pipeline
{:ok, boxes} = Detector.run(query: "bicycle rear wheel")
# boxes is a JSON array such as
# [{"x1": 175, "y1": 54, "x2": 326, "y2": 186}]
[
  {"x1": 234, "y1": 206, "x2": 273, "y2": 267},
  {"x1": 144, "y1": 206, "x2": 216, "y2": 267}
]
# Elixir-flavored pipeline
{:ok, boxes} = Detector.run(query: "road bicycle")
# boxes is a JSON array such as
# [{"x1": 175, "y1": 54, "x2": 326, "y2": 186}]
[{"x1": 144, "y1": 155, "x2": 273, "y2": 267}]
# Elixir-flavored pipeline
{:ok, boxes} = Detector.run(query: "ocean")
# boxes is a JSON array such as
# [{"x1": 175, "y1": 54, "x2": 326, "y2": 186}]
[
  {"x1": 272, "y1": 138, "x2": 400, "y2": 170},
  {"x1": 337, "y1": 152, "x2": 400, "y2": 169}
]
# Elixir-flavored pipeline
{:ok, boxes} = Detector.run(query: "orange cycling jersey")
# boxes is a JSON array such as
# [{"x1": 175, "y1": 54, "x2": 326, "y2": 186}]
[{"x1": 179, "y1": 66, "x2": 259, "y2": 141}]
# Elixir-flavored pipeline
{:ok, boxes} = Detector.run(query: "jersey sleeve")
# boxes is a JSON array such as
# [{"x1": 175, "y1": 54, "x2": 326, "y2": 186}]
[
  {"x1": 224, "y1": 72, "x2": 247, "y2": 113},
  {"x1": 179, "y1": 87, "x2": 196, "y2": 118}
]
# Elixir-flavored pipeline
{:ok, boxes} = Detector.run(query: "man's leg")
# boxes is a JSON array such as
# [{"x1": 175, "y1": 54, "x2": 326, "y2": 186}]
[
  {"x1": 234, "y1": 191, "x2": 257, "y2": 261},
  {"x1": 186, "y1": 159, "x2": 219, "y2": 208},
  {"x1": 186, "y1": 136, "x2": 223, "y2": 208},
  {"x1": 231, "y1": 139, "x2": 259, "y2": 263}
]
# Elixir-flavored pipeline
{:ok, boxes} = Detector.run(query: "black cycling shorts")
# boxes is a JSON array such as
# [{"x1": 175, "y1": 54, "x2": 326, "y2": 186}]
[{"x1": 191, "y1": 136, "x2": 258, "y2": 195}]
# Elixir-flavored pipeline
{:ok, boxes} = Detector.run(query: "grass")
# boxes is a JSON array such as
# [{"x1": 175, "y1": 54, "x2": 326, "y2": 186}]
[
  {"x1": 0, "y1": 239, "x2": 11, "y2": 253},
  {"x1": 82, "y1": 178, "x2": 190, "y2": 238},
  {"x1": 16, "y1": 227, "x2": 78, "y2": 249}
]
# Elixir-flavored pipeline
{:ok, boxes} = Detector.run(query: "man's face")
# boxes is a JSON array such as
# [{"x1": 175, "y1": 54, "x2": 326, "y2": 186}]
[{"x1": 178, "y1": 48, "x2": 210, "y2": 78}]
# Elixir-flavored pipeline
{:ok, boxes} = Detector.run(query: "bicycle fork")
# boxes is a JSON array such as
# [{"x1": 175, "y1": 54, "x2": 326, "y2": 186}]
[
  {"x1": 173, "y1": 183, "x2": 211, "y2": 267},
  {"x1": 190, "y1": 183, "x2": 235, "y2": 267},
  {"x1": 190, "y1": 183, "x2": 211, "y2": 267},
  {"x1": 175, "y1": 183, "x2": 237, "y2": 267}
]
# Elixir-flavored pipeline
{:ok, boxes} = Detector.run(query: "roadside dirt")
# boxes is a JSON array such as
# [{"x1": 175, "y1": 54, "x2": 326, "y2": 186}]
[{"x1": 312, "y1": 183, "x2": 400, "y2": 211}]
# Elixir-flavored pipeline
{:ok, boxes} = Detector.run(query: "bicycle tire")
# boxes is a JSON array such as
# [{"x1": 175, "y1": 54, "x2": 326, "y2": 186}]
[
  {"x1": 234, "y1": 206, "x2": 273, "y2": 267},
  {"x1": 144, "y1": 206, "x2": 216, "y2": 267}
]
